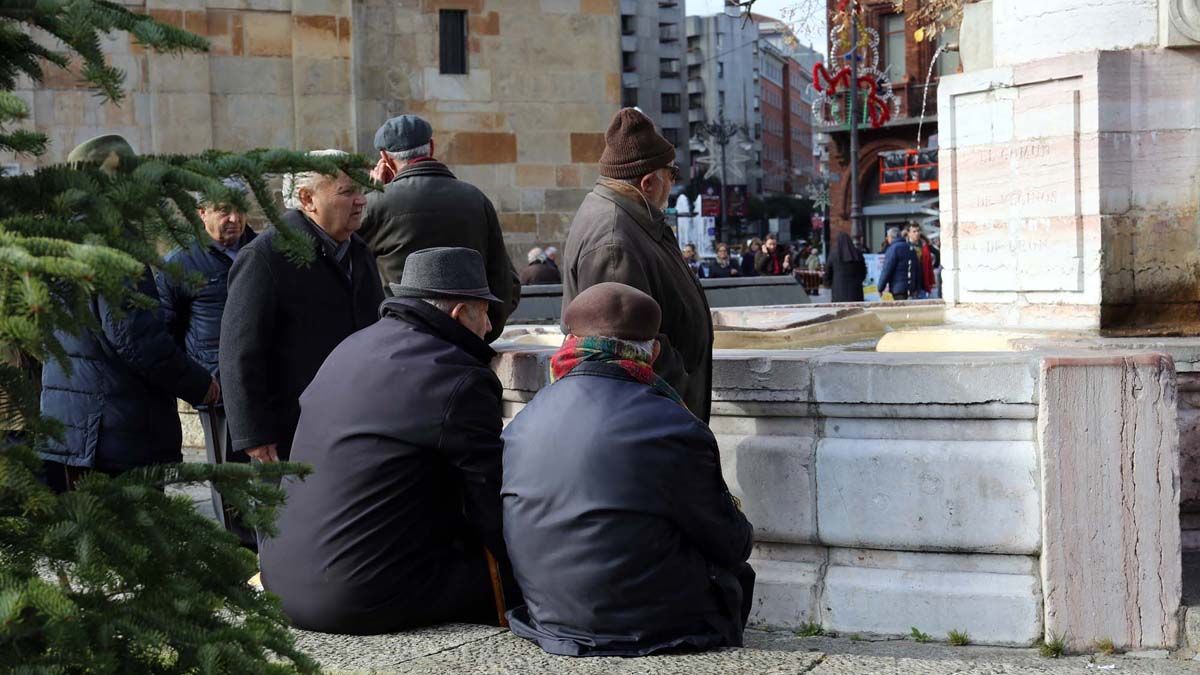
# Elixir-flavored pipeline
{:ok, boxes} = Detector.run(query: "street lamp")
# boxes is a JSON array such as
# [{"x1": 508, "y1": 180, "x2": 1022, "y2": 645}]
[
  {"x1": 846, "y1": 0, "x2": 863, "y2": 242},
  {"x1": 699, "y1": 109, "x2": 747, "y2": 244}
]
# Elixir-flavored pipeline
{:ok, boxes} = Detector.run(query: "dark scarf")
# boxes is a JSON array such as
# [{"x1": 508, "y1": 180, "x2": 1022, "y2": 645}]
[{"x1": 550, "y1": 335, "x2": 684, "y2": 407}]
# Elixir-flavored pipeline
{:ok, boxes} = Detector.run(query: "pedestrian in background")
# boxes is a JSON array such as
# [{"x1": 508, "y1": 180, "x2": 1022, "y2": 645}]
[
  {"x1": 40, "y1": 135, "x2": 218, "y2": 492},
  {"x1": 520, "y1": 247, "x2": 561, "y2": 285},
  {"x1": 359, "y1": 114, "x2": 519, "y2": 343},
  {"x1": 703, "y1": 243, "x2": 740, "y2": 278},
  {"x1": 918, "y1": 232, "x2": 939, "y2": 299},
  {"x1": 220, "y1": 150, "x2": 384, "y2": 466},
  {"x1": 561, "y1": 107, "x2": 714, "y2": 422},
  {"x1": 681, "y1": 244, "x2": 702, "y2": 277},
  {"x1": 740, "y1": 238, "x2": 761, "y2": 276},
  {"x1": 157, "y1": 177, "x2": 257, "y2": 546},
  {"x1": 824, "y1": 232, "x2": 867, "y2": 303},
  {"x1": 754, "y1": 234, "x2": 790, "y2": 276},
  {"x1": 878, "y1": 224, "x2": 925, "y2": 300}
]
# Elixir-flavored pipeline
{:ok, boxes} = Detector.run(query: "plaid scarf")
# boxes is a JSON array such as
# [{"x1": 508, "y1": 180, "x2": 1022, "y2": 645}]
[{"x1": 550, "y1": 335, "x2": 685, "y2": 407}]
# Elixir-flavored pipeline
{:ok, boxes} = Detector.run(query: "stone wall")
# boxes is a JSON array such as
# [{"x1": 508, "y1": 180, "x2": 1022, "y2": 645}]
[
  {"x1": 3, "y1": 0, "x2": 621, "y2": 260},
  {"x1": 937, "y1": 49, "x2": 1200, "y2": 333}
]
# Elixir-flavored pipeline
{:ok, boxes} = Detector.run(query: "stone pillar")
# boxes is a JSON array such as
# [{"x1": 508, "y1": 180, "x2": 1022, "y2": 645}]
[{"x1": 1038, "y1": 354, "x2": 1182, "y2": 651}]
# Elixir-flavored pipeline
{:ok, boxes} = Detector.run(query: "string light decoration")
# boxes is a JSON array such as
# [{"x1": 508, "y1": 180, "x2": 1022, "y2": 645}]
[{"x1": 811, "y1": 1, "x2": 900, "y2": 129}]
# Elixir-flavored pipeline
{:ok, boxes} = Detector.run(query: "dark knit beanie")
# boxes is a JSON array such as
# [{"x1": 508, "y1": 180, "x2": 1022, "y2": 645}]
[
  {"x1": 599, "y1": 108, "x2": 677, "y2": 179},
  {"x1": 563, "y1": 282, "x2": 661, "y2": 341}
]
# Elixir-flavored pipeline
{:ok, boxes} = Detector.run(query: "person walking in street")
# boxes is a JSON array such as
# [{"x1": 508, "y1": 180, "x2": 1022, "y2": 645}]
[
  {"x1": 502, "y1": 283, "x2": 754, "y2": 657},
  {"x1": 918, "y1": 232, "x2": 939, "y2": 299},
  {"x1": 220, "y1": 150, "x2": 384, "y2": 465},
  {"x1": 878, "y1": 224, "x2": 926, "y2": 300},
  {"x1": 740, "y1": 238, "x2": 761, "y2": 276},
  {"x1": 40, "y1": 135, "x2": 218, "y2": 492},
  {"x1": 359, "y1": 115, "x2": 519, "y2": 342},
  {"x1": 261, "y1": 248, "x2": 518, "y2": 634},
  {"x1": 682, "y1": 243, "x2": 702, "y2": 277},
  {"x1": 703, "y1": 243, "x2": 740, "y2": 278},
  {"x1": 561, "y1": 107, "x2": 714, "y2": 422},
  {"x1": 157, "y1": 177, "x2": 257, "y2": 546},
  {"x1": 754, "y1": 234, "x2": 790, "y2": 276},
  {"x1": 519, "y1": 247, "x2": 561, "y2": 285},
  {"x1": 824, "y1": 232, "x2": 867, "y2": 303}
]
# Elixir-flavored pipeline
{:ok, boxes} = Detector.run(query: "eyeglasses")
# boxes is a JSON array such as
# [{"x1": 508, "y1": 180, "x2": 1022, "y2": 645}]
[{"x1": 666, "y1": 164, "x2": 680, "y2": 182}]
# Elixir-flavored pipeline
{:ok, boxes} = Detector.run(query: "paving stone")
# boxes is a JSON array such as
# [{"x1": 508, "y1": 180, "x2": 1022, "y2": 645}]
[
  {"x1": 291, "y1": 624, "x2": 506, "y2": 672},
  {"x1": 391, "y1": 630, "x2": 824, "y2": 675}
]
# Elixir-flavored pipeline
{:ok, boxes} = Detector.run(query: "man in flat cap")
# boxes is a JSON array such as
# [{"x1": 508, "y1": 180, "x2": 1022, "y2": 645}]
[
  {"x1": 359, "y1": 114, "x2": 519, "y2": 343},
  {"x1": 561, "y1": 108, "x2": 714, "y2": 421},
  {"x1": 261, "y1": 247, "x2": 519, "y2": 634},
  {"x1": 40, "y1": 135, "x2": 219, "y2": 491},
  {"x1": 502, "y1": 282, "x2": 754, "y2": 657}
]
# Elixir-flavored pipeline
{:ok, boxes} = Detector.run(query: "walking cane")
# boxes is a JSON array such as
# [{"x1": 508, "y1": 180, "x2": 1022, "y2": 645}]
[{"x1": 484, "y1": 547, "x2": 509, "y2": 628}]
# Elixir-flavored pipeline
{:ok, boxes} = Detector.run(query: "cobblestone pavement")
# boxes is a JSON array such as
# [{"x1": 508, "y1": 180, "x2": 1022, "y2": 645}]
[{"x1": 288, "y1": 624, "x2": 1200, "y2": 674}]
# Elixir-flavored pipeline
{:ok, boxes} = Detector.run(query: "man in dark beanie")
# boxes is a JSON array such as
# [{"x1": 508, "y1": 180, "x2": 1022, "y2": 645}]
[
  {"x1": 502, "y1": 282, "x2": 754, "y2": 656},
  {"x1": 561, "y1": 108, "x2": 714, "y2": 421},
  {"x1": 261, "y1": 247, "x2": 519, "y2": 634},
  {"x1": 359, "y1": 114, "x2": 520, "y2": 343}
]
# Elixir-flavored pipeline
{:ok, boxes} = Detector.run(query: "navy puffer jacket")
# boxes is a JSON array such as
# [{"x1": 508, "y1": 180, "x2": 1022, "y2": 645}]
[
  {"x1": 39, "y1": 267, "x2": 212, "y2": 471},
  {"x1": 156, "y1": 228, "x2": 256, "y2": 376}
]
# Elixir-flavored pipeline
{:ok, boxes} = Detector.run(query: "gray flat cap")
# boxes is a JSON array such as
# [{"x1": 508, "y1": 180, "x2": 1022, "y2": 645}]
[
  {"x1": 374, "y1": 115, "x2": 433, "y2": 153},
  {"x1": 389, "y1": 247, "x2": 501, "y2": 304}
]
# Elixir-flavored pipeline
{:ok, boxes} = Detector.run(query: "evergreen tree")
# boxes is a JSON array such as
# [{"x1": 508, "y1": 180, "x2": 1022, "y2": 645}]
[{"x1": 0, "y1": 2, "x2": 368, "y2": 671}]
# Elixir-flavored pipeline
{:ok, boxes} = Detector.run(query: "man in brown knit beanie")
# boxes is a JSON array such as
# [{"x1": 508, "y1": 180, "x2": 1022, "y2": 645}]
[{"x1": 560, "y1": 108, "x2": 714, "y2": 421}]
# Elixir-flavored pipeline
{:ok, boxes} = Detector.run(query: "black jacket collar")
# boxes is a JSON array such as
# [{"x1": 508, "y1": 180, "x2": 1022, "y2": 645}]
[
  {"x1": 390, "y1": 160, "x2": 456, "y2": 183},
  {"x1": 281, "y1": 209, "x2": 366, "y2": 255},
  {"x1": 380, "y1": 297, "x2": 495, "y2": 365}
]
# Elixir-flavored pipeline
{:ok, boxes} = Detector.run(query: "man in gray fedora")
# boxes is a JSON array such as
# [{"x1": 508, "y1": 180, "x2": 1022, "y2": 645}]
[
  {"x1": 360, "y1": 114, "x2": 520, "y2": 342},
  {"x1": 260, "y1": 247, "x2": 518, "y2": 635}
]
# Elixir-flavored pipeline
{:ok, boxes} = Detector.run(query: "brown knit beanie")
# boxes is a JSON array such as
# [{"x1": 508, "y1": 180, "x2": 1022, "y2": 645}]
[
  {"x1": 563, "y1": 282, "x2": 661, "y2": 341},
  {"x1": 599, "y1": 108, "x2": 677, "y2": 179}
]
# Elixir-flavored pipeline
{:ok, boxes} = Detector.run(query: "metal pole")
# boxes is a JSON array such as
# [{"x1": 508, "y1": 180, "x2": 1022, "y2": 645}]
[
  {"x1": 719, "y1": 130, "x2": 729, "y2": 245},
  {"x1": 847, "y1": 0, "x2": 862, "y2": 241}
]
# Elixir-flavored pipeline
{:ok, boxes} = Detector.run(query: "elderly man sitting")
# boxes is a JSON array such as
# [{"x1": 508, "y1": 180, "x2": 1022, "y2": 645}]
[
  {"x1": 259, "y1": 247, "x2": 518, "y2": 635},
  {"x1": 502, "y1": 282, "x2": 755, "y2": 656}
]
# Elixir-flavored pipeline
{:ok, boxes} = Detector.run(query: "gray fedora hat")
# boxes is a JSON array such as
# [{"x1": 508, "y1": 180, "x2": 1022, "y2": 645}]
[{"x1": 389, "y1": 247, "x2": 501, "y2": 304}]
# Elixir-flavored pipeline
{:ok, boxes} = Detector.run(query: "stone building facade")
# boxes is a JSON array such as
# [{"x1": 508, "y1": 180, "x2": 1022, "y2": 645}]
[
  {"x1": 3, "y1": 0, "x2": 622, "y2": 260},
  {"x1": 618, "y1": 0, "x2": 689, "y2": 176}
]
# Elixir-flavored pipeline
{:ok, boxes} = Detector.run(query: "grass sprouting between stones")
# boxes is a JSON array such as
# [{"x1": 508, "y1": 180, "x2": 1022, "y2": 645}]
[
  {"x1": 1094, "y1": 638, "x2": 1116, "y2": 655},
  {"x1": 909, "y1": 627, "x2": 933, "y2": 643},
  {"x1": 796, "y1": 622, "x2": 826, "y2": 637},
  {"x1": 947, "y1": 629, "x2": 970, "y2": 646},
  {"x1": 1039, "y1": 633, "x2": 1067, "y2": 658}
]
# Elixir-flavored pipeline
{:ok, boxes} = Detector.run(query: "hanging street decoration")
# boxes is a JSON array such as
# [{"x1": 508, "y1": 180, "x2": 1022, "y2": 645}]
[
  {"x1": 693, "y1": 139, "x2": 755, "y2": 185},
  {"x1": 806, "y1": 178, "x2": 831, "y2": 211},
  {"x1": 811, "y1": 0, "x2": 900, "y2": 130}
]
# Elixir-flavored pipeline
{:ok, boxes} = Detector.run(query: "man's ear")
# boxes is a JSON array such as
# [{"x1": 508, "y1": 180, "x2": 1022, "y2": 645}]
[
  {"x1": 297, "y1": 186, "x2": 315, "y2": 212},
  {"x1": 651, "y1": 339, "x2": 661, "y2": 365}
]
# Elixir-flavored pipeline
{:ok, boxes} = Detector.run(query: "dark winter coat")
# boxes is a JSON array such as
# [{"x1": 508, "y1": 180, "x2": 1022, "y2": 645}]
[
  {"x1": 502, "y1": 361, "x2": 754, "y2": 656},
  {"x1": 754, "y1": 248, "x2": 789, "y2": 276},
  {"x1": 702, "y1": 259, "x2": 739, "y2": 279},
  {"x1": 519, "y1": 259, "x2": 561, "y2": 286},
  {"x1": 740, "y1": 251, "x2": 758, "y2": 276},
  {"x1": 561, "y1": 181, "x2": 714, "y2": 422},
  {"x1": 878, "y1": 239, "x2": 925, "y2": 297},
  {"x1": 358, "y1": 160, "x2": 519, "y2": 342},
  {"x1": 39, "y1": 267, "x2": 212, "y2": 471},
  {"x1": 260, "y1": 298, "x2": 515, "y2": 634},
  {"x1": 219, "y1": 210, "x2": 383, "y2": 459},
  {"x1": 824, "y1": 234, "x2": 867, "y2": 303},
  {"x1": 156, "y1": 228, "x2": 257, "y2": 376}
]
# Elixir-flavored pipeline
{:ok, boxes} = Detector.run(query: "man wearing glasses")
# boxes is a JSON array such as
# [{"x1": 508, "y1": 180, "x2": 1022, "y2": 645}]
[{"x1": 560, "y1": 108, "x2": 714, "y2": 422}]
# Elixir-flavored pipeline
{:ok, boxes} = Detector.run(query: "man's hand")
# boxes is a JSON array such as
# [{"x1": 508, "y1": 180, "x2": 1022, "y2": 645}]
[
  {"x1": 203, "y1": 377, "x2": 221, "y2": 405},
  {"x1": 369, "y1": 156, "x2": 395, "y2": 184},
  {"x1": 246, "y1": 443, "x2": 279, "y2": 463}
]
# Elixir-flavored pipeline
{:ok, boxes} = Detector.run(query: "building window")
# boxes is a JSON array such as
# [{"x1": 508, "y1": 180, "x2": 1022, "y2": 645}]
[
  {"x1": 718, "y1": 90, "x2": 725, "y2": 108},
  {"x1": 661, "y1": 93, "x2": 681, "y2": 113},
  {"x1": 662, "y1": 127, "x2": 681, "y2": 146},
  {"x1": 717, "y1": 61, "x2": 724, "y2": 78},
  {"x1": 621, "y1": 14, "x2": 636, "y2": 36},
  {"x1": 883, "y1": 14, "x2": 906, "y2": 80},
  {"x1": 439, "y1": 10, "x2": 468, "y2": 75},
  {"x1": 622, "y1": 87, "x2": 639, "y2": 108},
  {"x1": 938, "y1": 27, "x2": 962, "y2": 76},
  {"x1": 622, "y1": 51, "x2": 637, "y2": 72}
]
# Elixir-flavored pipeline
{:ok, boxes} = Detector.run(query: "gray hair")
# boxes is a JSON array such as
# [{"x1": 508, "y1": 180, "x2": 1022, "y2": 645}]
[
  {"x1": 887, "y1": 226, "x2": 901, "y2": 240},
  {"x1": 527, "y1": 247, "x2": 545, "y2": 264},
  {"x1": 194, "y1": 177, "x2": 249, "y2": 209},
  {"x1": 422, "y1": 298, "x2": 461, "y2": 314},
  {"x1": 282, "y1": 149, "x2": 349, "y2": 209},
  {"x1": 385, "y1": 143, "x2": 432, "y2": 164}
]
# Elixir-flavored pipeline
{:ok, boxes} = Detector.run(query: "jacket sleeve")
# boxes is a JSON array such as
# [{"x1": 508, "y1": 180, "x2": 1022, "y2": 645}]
[
  {"x1": 219, "y1": 247, "x2": 279, "y2": 452},
  {"x1": 571, "y1": 242, "x2": 688, "y2": 397},
  {"x1": 483, "y1": 197, "x2": 519, "y2": 343},
  {"x1": 878, "y1": 245, "x2": 897, "y2": 292},
  {"x1": 438, "y1": 369, "x2": 509, "y2": 569},
  {"x1": 753, "y1": 252, "x2": 769, "y2": 275},
  {"x1": 667, "y1": 423, "x2": 754, "y2": 570},
  {"x1": 154, "y1": 266, "x2": 189, "y2": 348},
  {"x1": 99, "y1": 267, "x2": 211, "y2": 405}
]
